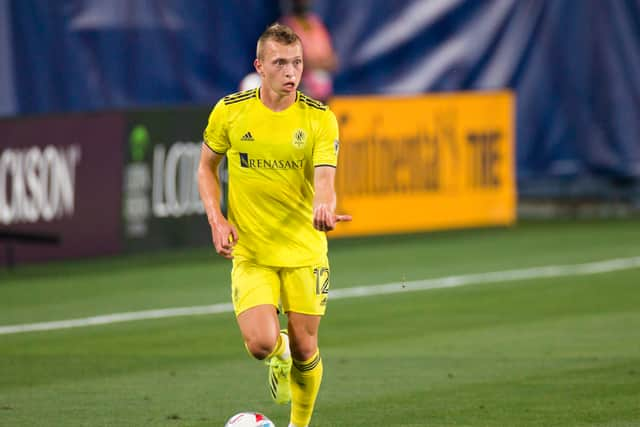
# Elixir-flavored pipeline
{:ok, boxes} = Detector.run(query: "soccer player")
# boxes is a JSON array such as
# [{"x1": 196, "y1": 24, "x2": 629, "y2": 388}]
[{"x1": 198, "y1": 23, "x2": 350, "y2": 427}]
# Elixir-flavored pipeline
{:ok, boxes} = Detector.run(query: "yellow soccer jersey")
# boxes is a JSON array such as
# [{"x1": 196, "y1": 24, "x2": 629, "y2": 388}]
[{"x1": 203, "y1": 88, "x2": 339, "y2": 267}]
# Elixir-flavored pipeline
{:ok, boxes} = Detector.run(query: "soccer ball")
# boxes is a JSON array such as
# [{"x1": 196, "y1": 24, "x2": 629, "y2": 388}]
[{"x1": 224, "y1": 412, "x2": 275, "y2": 427}]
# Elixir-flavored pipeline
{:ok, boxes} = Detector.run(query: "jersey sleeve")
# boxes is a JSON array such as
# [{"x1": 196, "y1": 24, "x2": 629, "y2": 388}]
[
  {"x1": 203, "y1": 99, "x2": 230, "y2": 154},
  {"x1": 312, "y1": 109, "x2": 339, "y2": 168}
]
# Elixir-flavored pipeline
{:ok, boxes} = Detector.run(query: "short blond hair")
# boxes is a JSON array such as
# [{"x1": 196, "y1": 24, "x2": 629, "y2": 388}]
[{"x1": 256, "y1": 23, "x2": 301, "y2": 60}]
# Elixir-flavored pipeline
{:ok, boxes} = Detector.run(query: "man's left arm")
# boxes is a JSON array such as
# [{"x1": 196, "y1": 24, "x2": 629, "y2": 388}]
[{"x1": 313, "y1": 166, "x2": 351, "y2": 232}]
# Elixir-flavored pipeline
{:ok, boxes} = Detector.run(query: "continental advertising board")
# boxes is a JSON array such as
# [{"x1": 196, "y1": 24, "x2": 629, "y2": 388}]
[
  {"x1": 0, "y1": 113, "x2": 125, "y2": 264},
  {"x1": 329, "y1": 91, "x2": 516, "y2": 237},
  {"x1": 0, "y1": 92, "x2": 515, "y2": 265}
]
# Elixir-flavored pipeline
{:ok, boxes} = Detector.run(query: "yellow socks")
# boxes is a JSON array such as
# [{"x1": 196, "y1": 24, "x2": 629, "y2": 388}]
[
  {"x1": 289, "y1": 349, "x2": 323, "y2": 427},
  {"x1": 244, "y1": 331, "x2": 290, "y2": 360},
  {"x1": 268, "y1": 331, "x2": 291, "y2": 360}
]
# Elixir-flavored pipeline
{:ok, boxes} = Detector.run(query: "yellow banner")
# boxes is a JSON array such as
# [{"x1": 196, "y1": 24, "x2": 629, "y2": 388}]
[{"x1": 329, "y1": 91, "x2": 516, "y2": 237}]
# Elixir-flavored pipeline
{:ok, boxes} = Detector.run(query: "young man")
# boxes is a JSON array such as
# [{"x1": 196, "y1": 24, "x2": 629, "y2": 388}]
[{"x1": 198, "y1": 23, "x2": 350, "y2": 427}]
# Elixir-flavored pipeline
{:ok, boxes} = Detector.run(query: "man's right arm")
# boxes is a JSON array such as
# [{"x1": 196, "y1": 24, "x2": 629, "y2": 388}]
[{"x1": 198, "y1": 145, "x2": 238, "y2": 259}]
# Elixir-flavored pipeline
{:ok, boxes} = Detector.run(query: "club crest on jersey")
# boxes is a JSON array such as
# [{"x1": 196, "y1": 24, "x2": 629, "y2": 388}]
[{"x1": 292, "y1": 129, "x2": 307, "y2": 149}]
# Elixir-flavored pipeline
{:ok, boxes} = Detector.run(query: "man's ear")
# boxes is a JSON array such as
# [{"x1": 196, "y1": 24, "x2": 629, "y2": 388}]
[{"x1": 254, "y1": 58, "x2": 263, "y2": 77}]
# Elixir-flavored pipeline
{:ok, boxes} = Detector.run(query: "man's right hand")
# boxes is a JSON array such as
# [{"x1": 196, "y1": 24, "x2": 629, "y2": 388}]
[{"x1": 210, "y1": 218, "x2": 239, "y2": 259}]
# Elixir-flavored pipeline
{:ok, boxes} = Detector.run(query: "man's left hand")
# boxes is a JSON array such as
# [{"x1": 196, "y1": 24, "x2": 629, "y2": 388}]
[{"x1": 313, "y1": 204, "x2": 352, "y2": 232}]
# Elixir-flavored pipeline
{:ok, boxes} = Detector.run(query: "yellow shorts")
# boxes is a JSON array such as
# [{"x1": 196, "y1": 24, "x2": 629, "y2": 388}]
[{"x1": 231, "y1": 256, "x2": 330, "y2": 316}]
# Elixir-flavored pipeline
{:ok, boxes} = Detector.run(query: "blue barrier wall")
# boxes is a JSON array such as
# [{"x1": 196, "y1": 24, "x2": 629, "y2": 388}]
[{"x1": 1, "y1": 0, "x2": 639, "y2": 192}]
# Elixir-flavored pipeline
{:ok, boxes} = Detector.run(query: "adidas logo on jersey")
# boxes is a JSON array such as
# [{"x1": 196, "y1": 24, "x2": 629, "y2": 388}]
[{"x1": 240, "y1": 132, "x2": 254, "y2": 141}]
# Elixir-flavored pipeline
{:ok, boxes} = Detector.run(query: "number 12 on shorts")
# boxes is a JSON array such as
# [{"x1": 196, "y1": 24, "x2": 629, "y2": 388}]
[{"x1": 314, "y1": 267, "x2": 330, "y2": 295}]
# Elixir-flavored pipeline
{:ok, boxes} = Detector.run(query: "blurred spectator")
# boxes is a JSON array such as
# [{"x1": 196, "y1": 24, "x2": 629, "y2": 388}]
[
  {"x1": 280, "y1": 0, "x2": 337, "y2": 102},
  {"x1": 238, "y1": 71, "x2": 262, "y2": 91}
]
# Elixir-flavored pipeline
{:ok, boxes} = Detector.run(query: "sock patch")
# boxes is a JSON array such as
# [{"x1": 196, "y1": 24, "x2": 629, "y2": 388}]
[{"x1": 279, "y1": 331, "x2": 291, "y2": 361}]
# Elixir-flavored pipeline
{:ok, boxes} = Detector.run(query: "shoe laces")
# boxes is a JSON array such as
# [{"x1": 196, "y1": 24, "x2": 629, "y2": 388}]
[{"x1": 269, "y1": 357, "x2": 290, "y2": 378}]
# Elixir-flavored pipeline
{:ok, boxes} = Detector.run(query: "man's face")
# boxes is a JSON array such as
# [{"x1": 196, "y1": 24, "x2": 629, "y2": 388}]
[{"x1": 255, "y1": 40, "x2": 303, "y2": 96}]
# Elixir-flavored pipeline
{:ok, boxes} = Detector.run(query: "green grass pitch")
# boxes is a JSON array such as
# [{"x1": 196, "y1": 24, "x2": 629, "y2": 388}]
[{"x1": 1, "y1": 219, "x2": 639, "y2": 426}]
